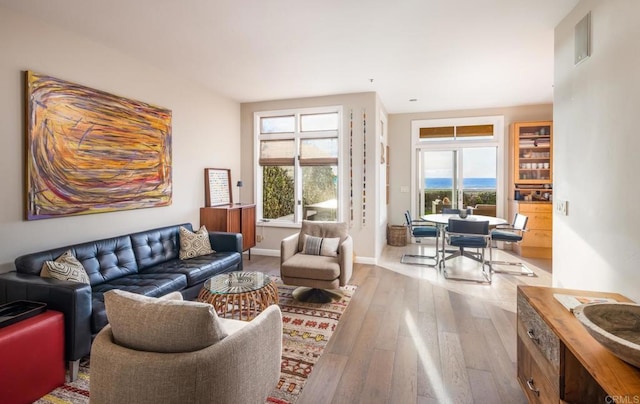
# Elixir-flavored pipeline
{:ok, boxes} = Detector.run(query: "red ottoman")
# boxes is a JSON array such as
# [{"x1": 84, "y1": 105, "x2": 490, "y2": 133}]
[{"x1": 0, "y1": 310, "x2": 65, "y2": 404}]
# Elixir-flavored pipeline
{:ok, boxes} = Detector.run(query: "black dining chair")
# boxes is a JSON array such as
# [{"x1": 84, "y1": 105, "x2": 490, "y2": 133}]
[
  {"x1": 489, "y1": 213, "x2": 534, "y2": 276},
  {"x1": 400, "y1": 210, "x2": 439, "y2": 267},
  {"x1": 442, "y1": 218, "x2": 492, "y2": 283}
]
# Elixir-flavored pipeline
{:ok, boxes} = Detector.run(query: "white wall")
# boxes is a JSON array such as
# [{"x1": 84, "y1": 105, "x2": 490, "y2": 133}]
[
  {"x1": 240, "y1": 92, "x2": 383, "y2": 262},
  {"x1": 0, "y1": 7, "x2": 240, "y2": 267},
  {"x1": 553, "y1": 0, "x2": 640, "y2": 302}
]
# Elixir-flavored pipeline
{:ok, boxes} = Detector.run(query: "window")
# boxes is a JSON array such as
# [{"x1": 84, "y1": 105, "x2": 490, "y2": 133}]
[
  {"x1": 255, "y1": 107, "x2": 341, "y2": 225},
  {"x1": 411, "y1": 116, "x2": 505, "y2": 218},
  {"x1": 419, "y1": 123, "x2": 494, "y2": 142}
]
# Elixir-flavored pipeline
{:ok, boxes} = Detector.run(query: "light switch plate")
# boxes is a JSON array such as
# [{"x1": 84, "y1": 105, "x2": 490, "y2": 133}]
[{"x1": 556, "y1": 200, "x2": 568, "y2": 215}]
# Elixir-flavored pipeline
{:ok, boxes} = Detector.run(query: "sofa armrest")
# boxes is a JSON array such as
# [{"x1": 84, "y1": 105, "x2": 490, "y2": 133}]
[
  {"x1": 280, "y1": 233, "x2": 300, "y2": 265},
  {"x1": 0, "y1": 272, "x2": 92, "y2": 362},
  {"x1": 208, "y1": 231, "x2": 242, "y2": 254},
  {"x1": 338, "y1": 235, "x2": 354, "y2": 286}
]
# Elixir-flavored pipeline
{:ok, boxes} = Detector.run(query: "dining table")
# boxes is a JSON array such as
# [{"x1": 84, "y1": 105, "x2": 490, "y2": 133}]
[{"x1": 421, "y1": 213, "x2": 508, "y2": 267}]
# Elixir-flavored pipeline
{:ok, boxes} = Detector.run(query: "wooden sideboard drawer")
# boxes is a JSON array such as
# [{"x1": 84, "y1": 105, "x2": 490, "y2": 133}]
[
  {"x1": 517, "y1": 293, "x2": 560, "y2": 369},
  {"x1": 517, "y1": 337, "x2": 558, "y2": 404},
  {"x1": 522, "y1": 230, "x2": 552, "y2": 248},
  {"x1": 516, "y1": 286, "x2": 640, "y2": 402},
  {"x1": 525, "y1": 213, "x2": 552, "y2": 230},
  {"x1": 518, "y1": 203, "x2": 552, "y2": 214}
]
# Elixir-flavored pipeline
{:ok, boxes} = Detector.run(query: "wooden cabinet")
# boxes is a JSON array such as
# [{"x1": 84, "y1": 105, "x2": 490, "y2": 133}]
[
  {"x1": 513, "y1": 121, "x2": 553, "y2": 201},
  {"x1": 200, "y1": 204, "x2": 256, "y2": 256},
  {"x1": 517, "y1": 286, "x2": 640, "y2": 403},
  {"x1": 513, "y1": 202, "x2": 552, "y2": 258},
  {"x1": 511, "y1": 121, "x2": 553, "y2": 259}
]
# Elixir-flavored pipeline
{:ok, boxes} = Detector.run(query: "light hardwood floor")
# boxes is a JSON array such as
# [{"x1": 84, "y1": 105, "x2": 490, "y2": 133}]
[{"x1": 244, "y1": 243, "x2": 552, "y2": 404}]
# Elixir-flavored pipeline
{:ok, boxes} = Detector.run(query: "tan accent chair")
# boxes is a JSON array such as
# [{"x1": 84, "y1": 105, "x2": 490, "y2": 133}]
[
  {"x1": 90, "y1": 290, "x2": 282, "y2": 404},
  {"x1": 280, "y1": 221, "x2": 353, "y2": 303}
]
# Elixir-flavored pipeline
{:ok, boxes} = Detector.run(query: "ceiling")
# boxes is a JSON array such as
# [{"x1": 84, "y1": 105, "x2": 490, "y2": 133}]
[{"x1": 0, "y1": 0, "x2": 579, "y2": 113}]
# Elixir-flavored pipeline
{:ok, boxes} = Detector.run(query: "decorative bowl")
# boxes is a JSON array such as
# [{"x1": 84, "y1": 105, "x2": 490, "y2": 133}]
[{"x1": 573, "y1": 302, "x2": 640, "y2": 368}]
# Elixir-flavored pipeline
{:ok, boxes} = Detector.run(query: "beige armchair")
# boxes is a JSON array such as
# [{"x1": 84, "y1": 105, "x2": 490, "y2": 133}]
[
  {"x1": 280, "y1": 221, "x2": 353, "y2": 303},
  {"x1": 90, "y1": 290, "x2": 282, "y2": 404}
]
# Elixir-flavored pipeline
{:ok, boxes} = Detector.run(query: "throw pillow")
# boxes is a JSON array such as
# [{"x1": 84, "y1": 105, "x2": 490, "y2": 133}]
[
  {"x1": 179, "y1": 225, "x2": 215, "y2": 260},
  {"x1": 105, "y1": 289, "x2": 227, "y2": 353},
  {"x1": 298, "y1": 221, "x2": 348, "y2": 252},
  {"x1": 302, "y1": 234, "x2": 340, "y2": 257},
  {"x1": 41, "y1": 250, "x2": 90, "y2": 284}
]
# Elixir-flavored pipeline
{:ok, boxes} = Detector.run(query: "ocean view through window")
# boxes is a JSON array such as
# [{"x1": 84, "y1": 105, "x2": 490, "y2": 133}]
[
  {"x1": 425, "y1": 178, "x2": 497, "y2": 189},
  {"x1": 423, "y1": 177, "x2": 497, "y2": 214},
  {"x1": 412, "y1": 115, "x2": 504, "y2": 218}
]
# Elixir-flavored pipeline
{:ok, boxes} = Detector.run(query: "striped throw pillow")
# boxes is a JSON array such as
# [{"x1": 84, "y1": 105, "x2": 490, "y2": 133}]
[{"x1": 302, "y1": 235, "x2": 340, "y2": 257}]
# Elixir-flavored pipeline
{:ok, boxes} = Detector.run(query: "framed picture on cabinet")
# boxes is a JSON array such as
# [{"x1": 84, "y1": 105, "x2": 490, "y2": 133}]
[{"x1": 204, "y1": 168, "x2": 232, "y2": 206}]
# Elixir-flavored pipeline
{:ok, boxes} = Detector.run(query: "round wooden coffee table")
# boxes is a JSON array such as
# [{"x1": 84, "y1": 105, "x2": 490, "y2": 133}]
[{"x1": 197, "y1": 271, "x2": 278, "y2": 321}]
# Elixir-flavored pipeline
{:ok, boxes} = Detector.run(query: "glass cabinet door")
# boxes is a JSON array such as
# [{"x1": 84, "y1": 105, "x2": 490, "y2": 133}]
[{"x1": 513, "y1": 121, "x2": 553, "y2": 200}]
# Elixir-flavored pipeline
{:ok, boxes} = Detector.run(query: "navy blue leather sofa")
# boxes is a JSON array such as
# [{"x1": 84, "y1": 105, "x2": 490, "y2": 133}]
[{"x1": 0, "y1": 223, "x2": 243, "y2": 380}]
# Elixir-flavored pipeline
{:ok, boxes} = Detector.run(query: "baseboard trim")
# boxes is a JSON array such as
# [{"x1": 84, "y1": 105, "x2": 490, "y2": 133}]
[
  {"x1": 355, "y1": 256, "x2": 377, "y2": 265},
  {"x1": 249, "y1": 248, "x2": 280, "y2": 257}
]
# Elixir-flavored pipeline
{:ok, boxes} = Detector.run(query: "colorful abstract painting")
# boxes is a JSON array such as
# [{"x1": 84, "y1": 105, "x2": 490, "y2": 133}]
[{"x1": 25, "y1": 71, "x2": 172, "y2": 220}]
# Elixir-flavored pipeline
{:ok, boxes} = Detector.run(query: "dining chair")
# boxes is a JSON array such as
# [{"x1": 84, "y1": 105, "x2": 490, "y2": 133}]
[
  {"x1": 400, "y1": 210, "x2": 439, "y2": 267},
  {"x1": 442, "y1": 218, "x2": 492, "y2": 283},
  {"x1": 442, "y1": 207, "x2": 472, "y2": 217},
  {"x1": 442, "y1": 208, "x2": 460, "y2": 214},
  {"x1": 489, "y1": 213, "x2": 534, "y2": 276}
]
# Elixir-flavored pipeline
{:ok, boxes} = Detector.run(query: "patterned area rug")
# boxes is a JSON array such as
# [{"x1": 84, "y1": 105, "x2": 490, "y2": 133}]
[
  {"x1": 35, "y1": 279, "x2": 355, "y2": 404},
  {"x1": 267, "y1": 282, "x2": 355, "y2": 404},
  {"x1": 34, "y1": 357, "x2": 90, "y2": 403}
]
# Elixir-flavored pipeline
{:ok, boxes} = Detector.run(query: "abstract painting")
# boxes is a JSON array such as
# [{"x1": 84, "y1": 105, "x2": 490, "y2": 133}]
[{"x1": 25, "y1": 71, "x2": 172, "y2": 220}]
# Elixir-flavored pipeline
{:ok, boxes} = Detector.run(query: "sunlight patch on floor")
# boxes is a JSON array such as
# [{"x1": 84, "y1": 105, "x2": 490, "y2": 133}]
[{"x1": 404, "y1": 309, "x2": 448, "y2": 403}]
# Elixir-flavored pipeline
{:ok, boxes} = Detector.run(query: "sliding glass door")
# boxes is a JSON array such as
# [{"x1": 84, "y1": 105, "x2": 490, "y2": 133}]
[
  {"x1": 460, "y1": 147, "x2": 497, "y2": 214},
  {"x1": 418, "y1": 147, "x2": 497, "y2": 215},
  {"x1": 420, "y1": 150, "x2": 457, "y2": 213}
]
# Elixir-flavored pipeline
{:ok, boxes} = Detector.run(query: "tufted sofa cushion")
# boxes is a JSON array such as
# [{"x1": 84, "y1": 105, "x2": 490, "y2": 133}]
[
  {"x1": 15, "y1": 235, "x2": 138, "y2": 286},
  {"x1": 130, "y1": 223, "x2": 185, "y2": 270}
]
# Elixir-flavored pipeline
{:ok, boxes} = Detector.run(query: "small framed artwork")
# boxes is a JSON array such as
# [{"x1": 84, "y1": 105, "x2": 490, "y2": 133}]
[{"x1": 204, "y1": 168, "x2": 232, "y2": 206}]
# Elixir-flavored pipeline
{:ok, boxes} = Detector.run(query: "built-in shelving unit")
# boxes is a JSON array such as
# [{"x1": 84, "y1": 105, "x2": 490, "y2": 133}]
[
  {"x1": 511, "y1": 121, "x2": 553, "y2": 259},
  {"x1": 513, "y1": 121, "x2": 553, "y2": 201}
]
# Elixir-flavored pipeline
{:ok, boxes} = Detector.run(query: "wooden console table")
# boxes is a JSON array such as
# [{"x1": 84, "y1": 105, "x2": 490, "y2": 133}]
[
  {"x1": 517, "y1": 286, "x2": 640, "y2": 403},
  {"x1": 200, "y1": 204, "x2": 256, "y2": 258}
]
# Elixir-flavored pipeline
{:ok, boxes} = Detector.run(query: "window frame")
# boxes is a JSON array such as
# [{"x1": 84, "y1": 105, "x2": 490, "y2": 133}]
[
  {"x1": 410, "y1": 115, "x2": 505, "y2": 218},
  {"x1": 254, "y1": 106, "x2": 343, "y2": 227}
]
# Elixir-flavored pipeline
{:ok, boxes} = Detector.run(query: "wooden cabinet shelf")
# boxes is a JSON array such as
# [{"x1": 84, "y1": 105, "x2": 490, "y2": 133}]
[
  {"x1": 200, "y1": 204, "x2": 256, "y2": 257},
  {"x1": 513, "y1": 121, "x2": 553, "y2": 187},
  {"x1": 517, "y1": 286, "x2": 640, "y2": 403}
]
